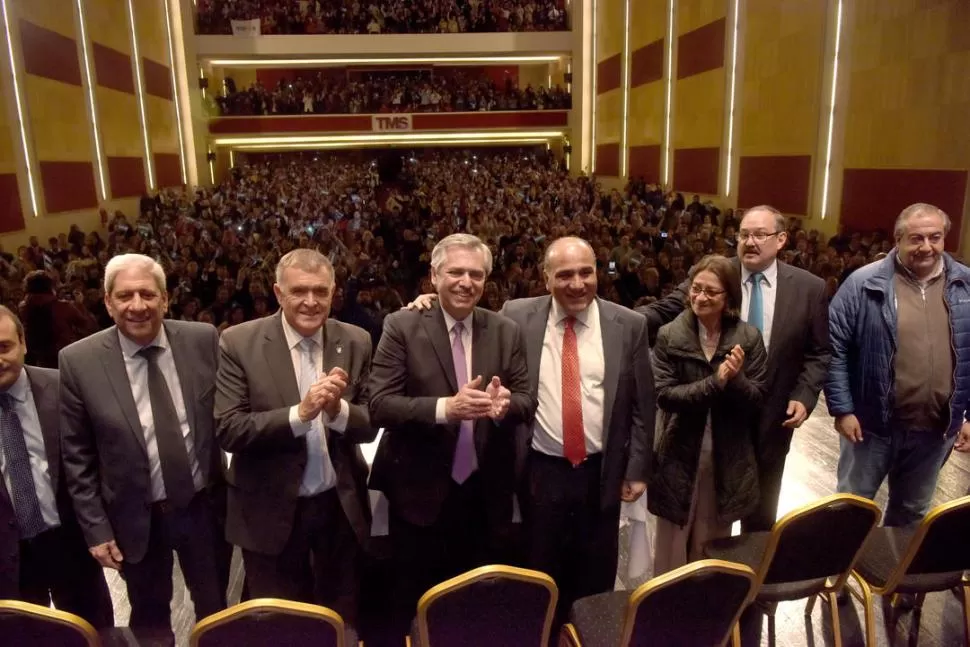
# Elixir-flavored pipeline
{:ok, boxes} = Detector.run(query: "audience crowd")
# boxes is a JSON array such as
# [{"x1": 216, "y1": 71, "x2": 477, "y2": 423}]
[
  {"x1": 217, "y1": 70, "x2": 571, "y2": 116},
  {"x1": 196, "y1": 0, "x2": 568, "y2": 35}
]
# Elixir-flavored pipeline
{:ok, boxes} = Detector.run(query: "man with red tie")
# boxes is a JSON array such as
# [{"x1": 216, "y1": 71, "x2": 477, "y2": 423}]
[{"x1": 499, "y1": 236, "x2": 655, "y2": 625}]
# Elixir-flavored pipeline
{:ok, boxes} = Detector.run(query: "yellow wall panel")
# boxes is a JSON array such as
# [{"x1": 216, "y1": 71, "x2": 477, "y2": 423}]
[
  {"x1": 87, "y1": 0, "x2": 132, "y2": 54},
  {"x1": 24, "y1": 76, "x2": 91, "y2": 161},
  {"x1": 631, "y1": 0, "x2": 667, "y2": 51},
  {"x1": 96, "y1": 87, "x2": 143, "y2": 157},
  {"x1": 597, "y1": 0, "x2": 625, "y2": 61},
  {"x1": 627, "y1": 82, "x2": 665, "y2": 146},
  {"x1": 739, "y1": 0, "x2": 826, "y2": 156},
  {"x1": 0, "y1": 82, "x2": 17, "y2": 174},
  {"x1": 596, "y1": 89, "x2": 623, "y2": 143},
  {"x1": 146, "y1": 96, "x2": 178, "y2": 153},
  {"x1": 134, "y1": 0, "x2": 168, "y2": 64},
  {"x1": 17, "y1": 0, "x2": 77, "y2": 39},
  {"x1": 674, "y1": 69, "x2": 724, "y2": 149},
  {"x1": 677, "y1": 0, "x2": 727, "y2": 35}
]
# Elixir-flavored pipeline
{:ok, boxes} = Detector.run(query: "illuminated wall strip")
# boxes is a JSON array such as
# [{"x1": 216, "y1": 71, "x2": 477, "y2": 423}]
[
  {"x1": 126, "y1": 0, "x2": 154, "y2": 190},
  {"x1": 207, "y1": 56, "x2": 563, "y2": 67},
  {"x1": 232, "y1": 138, "x2": 555, "y2": 151},
  {"x1": 590, "y1": 0, "x2": 597, "y2": 173},
  {"x1": 208, "y1": 157, "x2": 214, "y2": 184},
  {"x1": 213, "y1": 131, "x2": 565, "y2": 146},
  {"x1": 620, "y1": 0, "x2": 631, "y2": 177},
  {"x1": 162, "y1": 0, "x2": 187, "y2": 184},
  {"x1": 229, "y1": 149, "x2": 234, "y2": 168},
  {"x1": 820, "y1": 0, "x2": 844, "y2": 219},
  {"x1": 75, "y1": 0, "x2": 106, "y2": 200},
  {"x1": 0, "y1": 0, "x2": 37, "y2": 215},
  {"x1": 662, "y1": 0, "x2": 675, "y2": 185},
  {"x1": 200, "y1": 66, "x2": 206, "y2": 99},
  {"x1": 723, "y1": 0, "x2": 740, "y2": 195}
]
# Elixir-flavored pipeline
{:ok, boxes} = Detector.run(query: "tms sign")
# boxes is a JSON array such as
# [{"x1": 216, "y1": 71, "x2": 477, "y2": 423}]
[{"x1": 372, "y1": 115, "x2": 413, "y2": 132}]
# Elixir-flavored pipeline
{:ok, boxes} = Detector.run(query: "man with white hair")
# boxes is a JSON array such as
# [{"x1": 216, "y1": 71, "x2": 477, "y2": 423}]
[{"x1": 60, "y1": 253, "x2": 226, "y2": 637}]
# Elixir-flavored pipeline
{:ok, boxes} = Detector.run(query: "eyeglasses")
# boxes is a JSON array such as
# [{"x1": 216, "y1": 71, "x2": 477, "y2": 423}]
[
  {"x1": 690, "y1": 285, "x2": 725, "y2": 298},
  {"x1": 738, "y1": 231, "x2": 781, "y2": 244}
]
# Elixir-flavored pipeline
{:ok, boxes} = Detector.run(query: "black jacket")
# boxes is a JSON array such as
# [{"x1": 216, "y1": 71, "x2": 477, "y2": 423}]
[{"x1": 648, "y1": 310, "x2": 767, "y2": 526}]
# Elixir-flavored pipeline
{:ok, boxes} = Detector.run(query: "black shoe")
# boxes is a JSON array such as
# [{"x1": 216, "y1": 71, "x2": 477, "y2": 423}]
[{"x1": 894, "y1": 593, "x2": 916, "y2": 610}]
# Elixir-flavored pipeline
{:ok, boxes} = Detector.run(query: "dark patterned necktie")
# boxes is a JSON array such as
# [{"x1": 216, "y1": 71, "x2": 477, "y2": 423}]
[{"x1": 0, "y1": 393, "x2": 46, "y2": 538}]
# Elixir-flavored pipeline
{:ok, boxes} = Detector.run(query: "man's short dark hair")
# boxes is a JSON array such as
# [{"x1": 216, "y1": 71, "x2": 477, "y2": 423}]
[{"x1": 23, "y1": 270, "x2": 54, "y2": 295}]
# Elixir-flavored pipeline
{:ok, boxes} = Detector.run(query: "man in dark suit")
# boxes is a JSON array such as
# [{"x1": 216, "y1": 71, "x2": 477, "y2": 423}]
[
  {"x1": 641, "y1": 205, "x2": 830, "y2": 532},
  {"x1": 500, "y1": 237, "x2": 655, "y2": 624},
  {"x1": 0, "y1": 306, "x2": 111, "y2": 628},
  {"x1": 215, "y1": 249, "x2": 376, "y2": 627},
  {"x1": 60, "y1": 254, "x2": 226, "y2": 637},
  {"x1": 368, "y1": 233, "x2": 536, "y2": 633}
]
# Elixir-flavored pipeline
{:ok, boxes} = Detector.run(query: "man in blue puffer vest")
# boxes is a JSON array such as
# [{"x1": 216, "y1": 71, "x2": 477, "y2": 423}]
[{"x1": 826, "y1": 202, "x2": 970, "y2": 531}]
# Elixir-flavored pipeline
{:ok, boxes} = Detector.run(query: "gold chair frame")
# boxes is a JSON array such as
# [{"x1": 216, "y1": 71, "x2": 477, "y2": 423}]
[
  {"x1": 0, "y1": 599, "x2": 101, "y2": 647},
  {"x1": 189, "y1": 597, "x2": 359, "y2": 647}
]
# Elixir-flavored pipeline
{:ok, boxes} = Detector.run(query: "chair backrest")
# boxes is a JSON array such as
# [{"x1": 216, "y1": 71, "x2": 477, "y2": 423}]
[
  {"x1": 0, "y1": 599, "x2": 100, "y2": 647},
  {"x1": 898, "y1": 496, "x2": 970, "y2": 579},
  {"x1": 623, "y1": 560, "x2": 756, "y2": 647},
  {"x1": 189, "y1": 598, "x2": 346, "y2": 647},
  {"x1": 760, "y1": 494, "x2": 881, "y2": 588},
  {"x1": 415, "y1": 565, "x2": 558, "y2": 647}
]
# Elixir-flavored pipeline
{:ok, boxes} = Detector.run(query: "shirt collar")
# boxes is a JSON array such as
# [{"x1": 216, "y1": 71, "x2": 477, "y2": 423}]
[
  {"x1": 281, "y1": 313, "x2": 324, "y2": 350},
  {"x1": 551, "y1": 295, "x2": 598, "y2": 328},
  {"x1": 1, "y1": 368, "x2": 29, "y2": 404},
  {"x1": 441, "y1": 307, "x2": 473, "y2": 335},
  {"x1": 895, "y1": 253, "x2": 944, "y2": 285},
  {"x1": 741, "y1": 259, "x2": 778, "y2": 286},
  {"x1": 118, "y1": 326, "x2": 170, "y2": 359}
]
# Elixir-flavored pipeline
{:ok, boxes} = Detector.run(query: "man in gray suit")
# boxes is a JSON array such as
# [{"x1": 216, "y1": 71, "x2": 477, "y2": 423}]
[
  {"x1": 215, "y1": 249, "x2": 376, "y2": 627},
  {"x1": 641, "y1": 205, "x2": 830, "y2": 532},
  {"x1": 60, "y1": 254, "x2": 226, "y2": 636}
]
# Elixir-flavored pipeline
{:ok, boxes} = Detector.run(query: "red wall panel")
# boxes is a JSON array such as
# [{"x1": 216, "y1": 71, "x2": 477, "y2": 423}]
[
  {"x1": 154, "y1": 153, "x2": 183, "y2": 188},
  {"x1": 597, "y1": 53, "x2": 622, "y2": 94},
  {"x1": 93, "y1": 43, "x2": 134, "y2": 94},
  {"x1": 142, "y1": 58, "x2": 172, "y2": 100},
  {"x1": 107, "y1": 156, "x2": 147, "y2": 198},
  {"x1": 677, "y1": 18, "x2": 726, "y2": 80},
  {"x1": 39, "y1": 162, "x2": 98, "y2": 213},
  {"x1": 737, "y1": 155, "x2": 812, "y2": 215},
  {"x1": 674, "y1": 147, "x2": 720, "y2": 195},
  {"x1": 596, "y1": 143, "x2": 620, "y2": 177},
  {"x1": 20, "y1": 20, "x2": 81, "y2": 86},
  {"x1": 631, "y1": 39, "x2": 664, "y2": 88},
  {"x1": 0, "y1": 174, "x2": 24, "y2": 234},
  {"x1": 628, "y1": 145, "x2": 662, "y2": 184},
  {"x1": 841, "y1": 168, "x2": 968, "y2": 245}
]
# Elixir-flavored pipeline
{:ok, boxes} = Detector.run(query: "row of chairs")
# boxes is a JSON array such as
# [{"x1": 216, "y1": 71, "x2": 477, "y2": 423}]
[{"x1": 2, "y1": 494, "x2": 969, "y2": 646}]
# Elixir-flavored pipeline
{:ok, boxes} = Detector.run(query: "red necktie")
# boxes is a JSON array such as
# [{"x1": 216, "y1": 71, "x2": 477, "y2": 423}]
[{"x1": 562, "y1": 316, "x2": 586, "y2": 466}]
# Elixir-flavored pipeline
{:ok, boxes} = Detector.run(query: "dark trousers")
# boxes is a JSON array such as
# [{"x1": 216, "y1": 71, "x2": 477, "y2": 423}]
[
  {"x1": 123, "y1": 491, "x2": 226, "y2": 632},
  {"x1": 19, "y1": 524, "x2": 113, "y2": 629},
  {"x1": 741, "y1": 450, "x2": 788, "y2": 532},
  {"x1": 524, "y1": 451, "x2": 620, "y2": 627},
  {"x1": 388, "y1": 472, "x2": 492, "y2": 636},
  {"x1": 242, "y1": 489, "x2": 359, "y2": 627}
]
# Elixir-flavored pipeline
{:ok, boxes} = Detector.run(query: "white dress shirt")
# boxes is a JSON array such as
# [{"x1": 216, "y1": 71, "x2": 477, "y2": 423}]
[
  {"x1": 119, "y1": 328, "x2": 204, "y2": 502},
  {"x1": 533, "y1": 298, "x2": 606, "y2": 456},
  {"x1": 282, "y1": 316, "x2": 349, "y2": 495},
  {"x1": 435, "y1": 309, "x2": 473, "y2": 423},
  {"x1": 741, "y1": 259, "x2": 778, "y2": 351},
  {"x1": 0, "y1": 368, "x2": 60, "y2": 529}
]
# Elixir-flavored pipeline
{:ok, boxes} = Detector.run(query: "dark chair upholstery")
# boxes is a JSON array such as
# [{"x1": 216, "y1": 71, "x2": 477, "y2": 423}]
[
  {"x1": 190, "y1": 599, "x2": 355, "y2": 647},
  {"x1": 0, "y1": 600, "x2": 100, "y2": 647},
  {"x1": 564, "y1": 560, "x2": 756, "y2": 647},
  {"x1": 703, "y1": 494, "x2": 881, "y2": 647},
  {"x1": 412, "y1": 565, "x2": 557, "y2": 647}
]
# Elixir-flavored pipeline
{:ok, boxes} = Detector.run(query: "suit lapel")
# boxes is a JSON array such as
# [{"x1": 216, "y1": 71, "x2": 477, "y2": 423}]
[
  {"x1": 164, "y1": 322, "x2": 199, "y2": 446},
  {"x1": 25, "y1": 367, "x2": 59, "y2": 493},
  {"x1": 422, "y1": 306, "x2": 458, "y2": 393},
  {"x1": 100, "y1": 329, "x2": 149, "y2": 457},
  {"x1": 767, "y1": 263, "x2": 794, "y2": 366},
  {"x1": 470, "y1": 309, "x2": 489, "y2": 384},
  {"x1": 598, "y1": 300, "x2": 622, "y2": 445},
  {"x1": 525, "y1": 297, "x2": 552, "y2": 393},
  {"x1": 264, "y1": 313, "x2": 300, "y2": 405},
  {"x1": 322, "y1": 319, "x2": 347, "y2": 375}
]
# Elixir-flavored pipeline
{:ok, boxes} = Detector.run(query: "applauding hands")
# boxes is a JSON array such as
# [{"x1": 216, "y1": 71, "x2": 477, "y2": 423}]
[{"x1": 446, "y1": 375, "x2": 512, "y2": 422}]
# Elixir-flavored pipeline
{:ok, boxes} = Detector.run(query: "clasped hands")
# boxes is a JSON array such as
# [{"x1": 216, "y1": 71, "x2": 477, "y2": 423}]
[
  {"x1": 298, "y1": 367, "x2": 349, "y2": 422},
  {"x1": 446, "y1": 375, "x2": 511, "y2": 422}
]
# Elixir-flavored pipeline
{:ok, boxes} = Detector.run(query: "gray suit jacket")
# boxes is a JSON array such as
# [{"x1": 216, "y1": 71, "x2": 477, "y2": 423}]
[
  {"x1": 59, "y1": 320, "x2": 221, "y2": 562},
  {"x1": 215, "y1": 313, "x2": 376, "y2": 554},
  {"x1": 499, "y1": 296, "x2": 656, "y2": 510}
]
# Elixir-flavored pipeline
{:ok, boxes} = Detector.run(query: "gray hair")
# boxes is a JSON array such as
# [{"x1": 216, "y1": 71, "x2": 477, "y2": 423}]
[
  {"x1": 430, "y1": 234, "x2": 493, "y2": 275},
  {"x1": 894, "y1": 203, "x2": 951, "y2": 239},
  {"x1": 0, "y1": 305, "x2": 24, "y2": 341},
  {"x1": 742, "y1": 205, "x2": 786, "y2": 234},
  {"x1": 275, "y1": 248, "x2": 334, "y2": 285},
  {"x1": 104, "y1": 254, "x2": 166, "y2": 296}
]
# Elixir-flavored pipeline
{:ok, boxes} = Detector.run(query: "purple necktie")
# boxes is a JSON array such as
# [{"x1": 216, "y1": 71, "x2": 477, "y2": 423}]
[{"x1": 451, "y1": 322, "x2": 477, "y2": 483}]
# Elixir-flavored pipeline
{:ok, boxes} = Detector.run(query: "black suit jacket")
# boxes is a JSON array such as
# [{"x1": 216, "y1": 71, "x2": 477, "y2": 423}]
[
  {"x1": 500, "y1": 296, "x2": 656, "y2": 510},
  {"x1": 59, "y1": 321, "x2": 222, "y2": 562},
  {"x1": 215, "y1": 314, "x2": 377, "y2": 555},
  {"x1": 641, "y1": 258, "x2": 830, "y2": 457},
  {"x1": 368, "y1": 305, "x2": 536, "y2": 528}
]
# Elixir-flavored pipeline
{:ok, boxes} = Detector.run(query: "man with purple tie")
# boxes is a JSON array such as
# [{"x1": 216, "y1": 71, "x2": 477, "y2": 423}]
[{"x1": 368, "y1": 233, "x2": 536, "y2": 634}]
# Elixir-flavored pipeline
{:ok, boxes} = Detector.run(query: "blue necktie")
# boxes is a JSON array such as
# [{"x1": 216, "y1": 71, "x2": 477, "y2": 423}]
[
  {"x1": 0, "y1": 393, "x2": 46, "y2": 539},
  {"x1": 748, "y1": 272, "x2": 765, "y2": 332},
  {"x1": 299, "y1": 337, "x2": 326, "y2": 494}
]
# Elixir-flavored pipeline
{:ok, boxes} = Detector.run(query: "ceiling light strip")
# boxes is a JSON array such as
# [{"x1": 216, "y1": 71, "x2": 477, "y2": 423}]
[
  {"x1": 1, "y1": 0, "x2": 37, "y2": 215},
  {"x1": 206, "y1": 56, "x2": 563, "y2": 67},
  {"x1": 231, "y1": 138, "x2": 553, "y2": 151},
  {"x1": 212, "y1": 130, "x2": 565, "y2": 146}
]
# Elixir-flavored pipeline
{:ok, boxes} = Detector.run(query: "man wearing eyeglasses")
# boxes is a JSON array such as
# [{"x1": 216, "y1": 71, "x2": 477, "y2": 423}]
[
  {"x1": 642, "y1": 205, "x2": 831, "y2": 532},
  {"x1": 826, "y1": 204, "x2": 970, "y2": 533}
]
